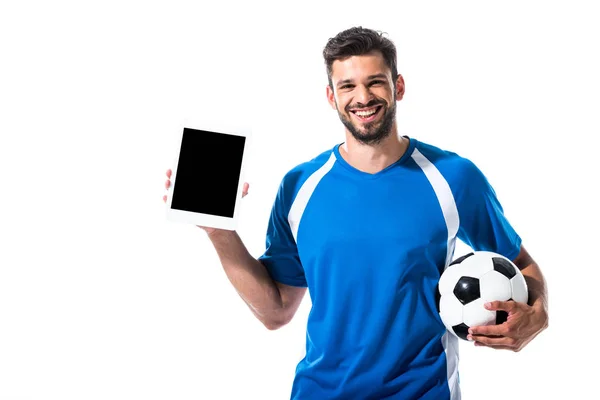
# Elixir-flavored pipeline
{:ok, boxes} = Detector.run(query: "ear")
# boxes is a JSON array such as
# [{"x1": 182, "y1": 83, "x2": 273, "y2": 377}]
[
  {"x1": 326, "y1": 84, "x2": 337, "y2": 110},
  {"x1": 395, "y1": 74, "x2": 405, "y2": 101}
]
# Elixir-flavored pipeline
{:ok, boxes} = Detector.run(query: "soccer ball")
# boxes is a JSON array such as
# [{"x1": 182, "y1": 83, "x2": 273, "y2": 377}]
[{"x1": 437, "y1": 251, "x2": 528, "y2": 341}]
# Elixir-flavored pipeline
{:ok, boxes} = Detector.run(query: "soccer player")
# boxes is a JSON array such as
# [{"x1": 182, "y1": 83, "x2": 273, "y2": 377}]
[{"x1": 163, "y1": 26, "x2": 549, "y2": 400}]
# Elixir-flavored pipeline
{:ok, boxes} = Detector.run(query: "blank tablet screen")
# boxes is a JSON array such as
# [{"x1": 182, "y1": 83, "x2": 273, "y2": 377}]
[{"x1": 171, "y1": 127, "x2": 246, "y2": 218}]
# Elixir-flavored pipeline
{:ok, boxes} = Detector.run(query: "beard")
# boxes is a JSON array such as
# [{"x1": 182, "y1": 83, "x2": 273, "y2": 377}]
[{"x1": 336, "y1": 97, "x2": 396, "y2": 146}]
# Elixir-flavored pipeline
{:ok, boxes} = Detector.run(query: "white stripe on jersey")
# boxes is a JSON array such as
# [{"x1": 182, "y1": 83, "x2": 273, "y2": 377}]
[
  {"x1": 288, "y1": 152, "x2": 336, "y2": 242},
  {"x1": 412, "y1": 148, "x2": 461, "y2": 400}
]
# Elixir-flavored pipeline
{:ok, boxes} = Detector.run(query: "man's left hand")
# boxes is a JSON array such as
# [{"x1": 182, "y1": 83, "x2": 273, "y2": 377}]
[{"x1": 466, "y1": 300, "x2": 548, "y2": 352}]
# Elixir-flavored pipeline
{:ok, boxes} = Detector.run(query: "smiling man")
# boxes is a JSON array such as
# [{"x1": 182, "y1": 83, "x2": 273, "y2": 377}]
[{"x1": 163, "y1": 26, "x2": 549, "y2": 400}]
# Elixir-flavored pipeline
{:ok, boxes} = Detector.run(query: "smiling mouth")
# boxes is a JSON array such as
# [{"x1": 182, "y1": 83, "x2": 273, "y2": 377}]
[{"x1": 349, "y1": 105, "x2": 383, "y2": 121}]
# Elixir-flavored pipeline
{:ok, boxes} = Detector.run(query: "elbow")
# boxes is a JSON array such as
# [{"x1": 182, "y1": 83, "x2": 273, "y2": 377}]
[
  {"x1": 261, "y1": 313, "x2": 292, "y2": 331},
  {"x1": 263, "y1": 321, "x2": 284, "y2": 331}
]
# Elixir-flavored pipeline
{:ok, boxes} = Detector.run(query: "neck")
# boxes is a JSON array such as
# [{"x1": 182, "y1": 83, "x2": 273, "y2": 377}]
[{"x1": 339, "y1": 129, "x2": 409, "y2": 174}]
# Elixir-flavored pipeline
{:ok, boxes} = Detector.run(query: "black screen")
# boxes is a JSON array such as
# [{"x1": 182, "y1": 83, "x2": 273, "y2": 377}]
[{"x1": 171, "y1": 127, "x2": 246, "y2": 218}]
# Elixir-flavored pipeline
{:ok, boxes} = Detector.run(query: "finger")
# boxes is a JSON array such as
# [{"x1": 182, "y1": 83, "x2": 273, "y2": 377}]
[
  {"x1": 468, "y1": 323, "x2": 509, "y2": 337},
  {"x1": 163, "y1": 194, "x2": 167, "y2": 203},
  {"x1": 469, "y1": 334, "x2": 516, "y2": 347},
  {"x1": 473, "y1": 342, "x2": 514, "y2": 351},
  {"x1": 165, "y1": 179, "x2": 171, "y2": 190},
  {"x1": 484, "y1": 300, "x2": 517, "y2": 312},
  {"x1": 242, "y1": 182, "x2": 249, "y2": 197},
  {"x1": 166, "y1": 169, "x2": 171, "y2": 178}
]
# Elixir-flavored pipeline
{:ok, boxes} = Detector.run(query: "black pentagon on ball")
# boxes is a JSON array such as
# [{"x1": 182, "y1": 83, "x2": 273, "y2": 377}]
[
  {"x1": 496, "y1": 310, "x2": 509, "y2": 324},
  {"x1": 452, "y1": 323, "x2": 470, "y2": 341},
  {"x1": 492, "y1": 257, "x2": 517, "y2": 279},
  {"x1": 495, "y1": 298, "x2": 513, "y2": 324},
  {"x1": 449, "y1": 252, "x2": 474, "y2": 266},
  {"x1": 453, "y1": 276, "x2": 480, "y2": 305},
  {"x1": 435, "y1": 285, "x2": 441, "y2": 313}
]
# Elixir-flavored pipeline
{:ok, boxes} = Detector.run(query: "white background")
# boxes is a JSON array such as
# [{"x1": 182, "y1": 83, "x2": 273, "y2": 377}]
[{"x1": 1, "y1": 1, "x2": 598, "y2": 399}]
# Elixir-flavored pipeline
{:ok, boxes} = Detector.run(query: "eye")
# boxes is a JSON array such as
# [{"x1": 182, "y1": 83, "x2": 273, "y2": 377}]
[
  {"x1": 340, "y1": 84, "x2": 354, "y2": 90},
  {"x1": 369, "y1": 80, "x2": 385, "y2": 86}
]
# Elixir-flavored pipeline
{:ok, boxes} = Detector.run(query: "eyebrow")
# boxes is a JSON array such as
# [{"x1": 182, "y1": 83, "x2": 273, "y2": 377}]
[
  {"x1": 336, "y1": 74, "x2": 389, "y2": 88},
  {"x1": 367, "y1": 74, "x2": 388, "y2": 80}
]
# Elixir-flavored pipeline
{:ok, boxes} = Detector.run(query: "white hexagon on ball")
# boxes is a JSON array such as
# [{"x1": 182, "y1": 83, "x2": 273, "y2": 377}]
[
  {"x1": 510, "y1": 273, "x2": 529, "y2": 304},
  {"x1": 479, "y1": 270, "x2": 512, "y2": 302},
  {"x1": 463, "y1": 298, "x2": 496, "y2": 327},
  {"x1": 439, "y1": 293, "x2": 463, "y2": 330},
  {"x1": 458, "y1": 252, "x2": 497, "y2": 278}
]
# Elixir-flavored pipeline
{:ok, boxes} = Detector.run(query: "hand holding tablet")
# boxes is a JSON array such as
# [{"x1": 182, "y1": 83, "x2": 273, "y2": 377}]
[
  {"x1": 164, "y1": 123, "x2": 252, "y2": 232},
  {"x1": 163, "y1": 170, "x2": 249, "y2": 234}
]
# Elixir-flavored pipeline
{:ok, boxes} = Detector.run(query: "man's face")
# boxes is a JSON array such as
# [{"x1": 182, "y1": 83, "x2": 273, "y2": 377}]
[{"x1": 327, "y1": 51, "x2": 404, "y2": 145}]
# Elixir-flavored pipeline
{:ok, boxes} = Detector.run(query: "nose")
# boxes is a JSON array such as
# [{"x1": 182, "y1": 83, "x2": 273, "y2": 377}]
[{"x1": 354, "y1": 84, "x2": 374, "y2": 106}]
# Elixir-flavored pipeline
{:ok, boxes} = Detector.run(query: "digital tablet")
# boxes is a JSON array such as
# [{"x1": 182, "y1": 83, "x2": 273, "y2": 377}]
[{"x1": 165, "y1": 122, "x2": 251, "y2": 231}]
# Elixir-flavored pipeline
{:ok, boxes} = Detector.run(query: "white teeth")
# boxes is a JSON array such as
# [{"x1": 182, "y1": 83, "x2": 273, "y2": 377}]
[{"x1": 355, "y1": 109, "x2": 377, "y2": 117}]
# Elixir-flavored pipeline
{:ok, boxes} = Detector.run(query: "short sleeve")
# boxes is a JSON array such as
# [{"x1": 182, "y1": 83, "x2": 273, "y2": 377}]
[
  {"x1": 456, "y1": 161, "x2": 522, "y2": 261},
  {"x1": 258, "y1": 181, "x2": 307, "y2": 287}
]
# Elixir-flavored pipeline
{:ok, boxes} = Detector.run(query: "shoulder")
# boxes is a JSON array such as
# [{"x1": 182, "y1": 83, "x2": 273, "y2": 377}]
[
  {"x1": 413, "y1": 138, "x2": 483, "y2": 181},
  {"x1": 276, "y1": 146, "x2": 336, "y2": 206}
]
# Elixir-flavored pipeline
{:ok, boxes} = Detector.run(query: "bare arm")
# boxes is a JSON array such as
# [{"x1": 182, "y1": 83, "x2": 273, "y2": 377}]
[
  {"x1": 163, "y1": 169, "x2": 306, "y2": 330},
  {"x1": 207, "y1": 229, "x2": 307, "y2": 330},
  {"x1": 513, "y1": 245, "x2": 548, "y2": 320}
]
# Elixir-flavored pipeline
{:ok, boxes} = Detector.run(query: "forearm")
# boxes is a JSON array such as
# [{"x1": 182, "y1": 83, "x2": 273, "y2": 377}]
[
  {"x1": 521, "y1": 262, "x2": 548, "y2": 317},
  {"x1": 514, "y1": 249, "x2": 549, "y2": 323},
  {"x1": 206, "y1": 229, "x2": 286, "y2": 327}
]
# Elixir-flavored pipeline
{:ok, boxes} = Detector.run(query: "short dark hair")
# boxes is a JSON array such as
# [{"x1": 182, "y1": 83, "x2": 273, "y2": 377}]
[{"x1": 323, "y1": 26, "x2": 398, "y2": 88}]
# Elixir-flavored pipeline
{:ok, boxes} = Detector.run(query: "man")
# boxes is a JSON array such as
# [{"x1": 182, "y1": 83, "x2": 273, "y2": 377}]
[{"x1": 163, "y1": 26, "x2": 548, "y2": 400}]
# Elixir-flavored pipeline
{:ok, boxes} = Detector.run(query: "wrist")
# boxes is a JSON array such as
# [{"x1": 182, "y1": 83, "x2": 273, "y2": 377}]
[
  {"x1": 206, "y1": 228, "x2": 236, "y2": 240},
  {"x1": 531, "y1": 297, "x2": 549, "y2": 328}
]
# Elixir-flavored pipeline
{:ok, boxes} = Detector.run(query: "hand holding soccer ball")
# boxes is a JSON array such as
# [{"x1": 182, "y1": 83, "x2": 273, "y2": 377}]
[{"x1": 437, "y1": 251, "x2": 529, "y2": 341}]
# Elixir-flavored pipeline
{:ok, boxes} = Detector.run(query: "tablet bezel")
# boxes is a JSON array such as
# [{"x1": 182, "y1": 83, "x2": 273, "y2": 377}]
[{"x1": 165, "y1": 122, "x2": 251, "y2": 231}]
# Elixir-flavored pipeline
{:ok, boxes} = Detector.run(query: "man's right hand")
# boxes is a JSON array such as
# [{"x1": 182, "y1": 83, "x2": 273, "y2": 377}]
[{"x1": 163, "y1": 168, "x2": 250, "y2": 235}]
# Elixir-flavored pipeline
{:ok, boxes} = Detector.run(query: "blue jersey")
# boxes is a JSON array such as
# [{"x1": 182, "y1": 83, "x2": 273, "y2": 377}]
[{"x1": 258, "y1": 137, "x2": 521, "y2": 400}]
